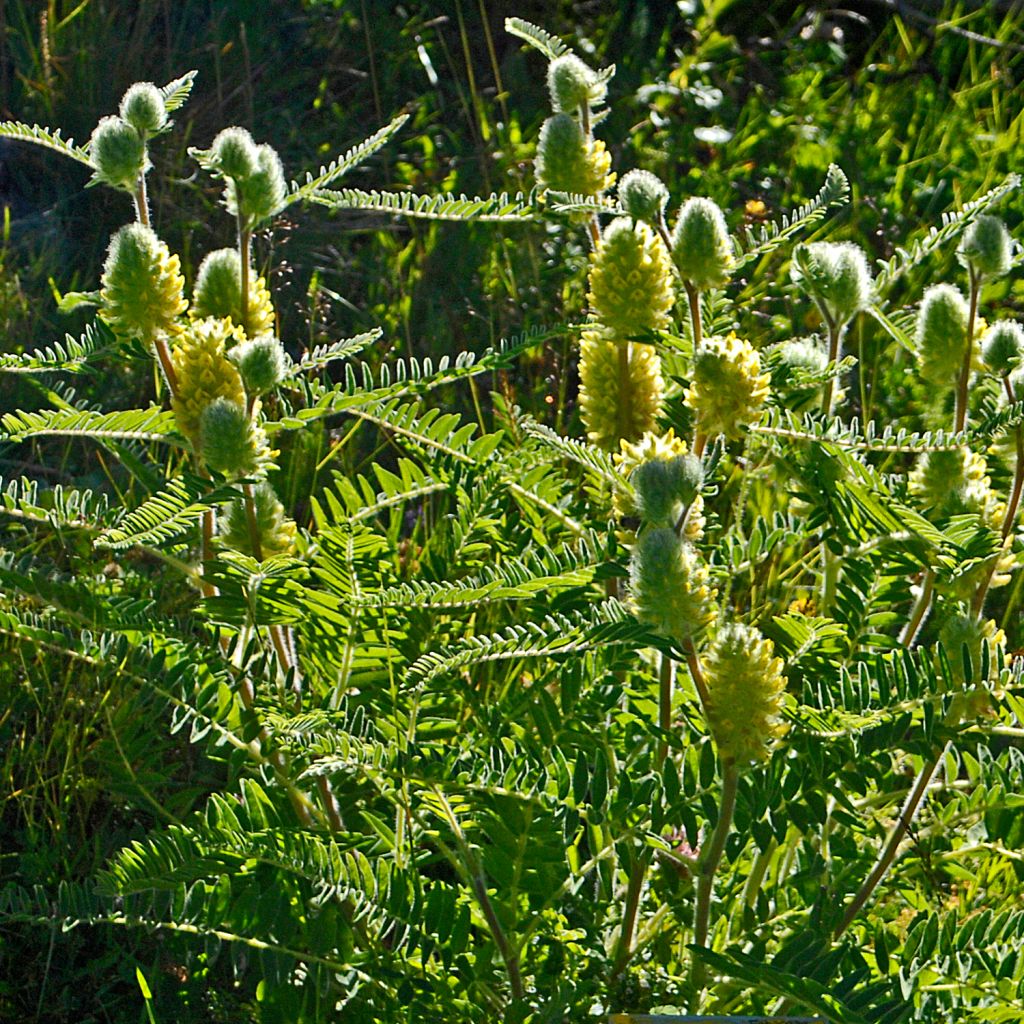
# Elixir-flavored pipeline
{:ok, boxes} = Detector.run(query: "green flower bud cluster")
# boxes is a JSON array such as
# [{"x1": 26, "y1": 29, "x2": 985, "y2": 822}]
[
  {"x1": 207, "y1": 127, "x2": 288, "y2": 226},
  {"x1": 702, "y1": 623, "x2": 787, "y2": 766},
  {"x1": 578, "y1": 329, "x2": 663, "y2": 451},
  {"x1": 791, "y1": 241, "x2": 873, "y2": 326},
  {"x1": 120, "y1": 83, "x2": 168, "y2": 135},
  {"x1": 629, "y1": 527, "x2": 717, "y2": 643},
  {"x1": 617, "y1": 170, "x2": 669, "y2": 226},
  {"x1": 191, "y1": 248, "x2": 276, "y2": 337},
  {"x1": 199, "y1": 397, "x2": 271, "y2": 476},
  {"x1": 534, "y1": 47, "x2": 614, "y2": 200},
  {"x1": 89, "y1": 82, "x2": 167, "y2": 191},
  {"x1": 909, "y1": 447, "x2": 1003, "y2": 526},
  {"x1": 981, "y1": 320, "x2": 1024, "y2": 377},
  {"x1": 916, "y1": 284, "x2": 968, "y2": 386},
  {"x1": 219, "y1": 480, "x2": 297, "y2": 560},
  {"x1": 100, "y1": 223, "x2": 187, "y2": 343},
  {"x1": 613, "y1": 430, "x2": 704, "y2": 537},
  {"x1": 671, "y1": 197, "x2": 734, "y2": 290},
  {"x1": 772, "y1": 337, "x2": 829, "y2": 411},
  {"x1": 546, "y1": 54, "x2": 607, "y2": 113},
  {"x1": 587, "y1": 218, "x2": 675, "y2": 336},
  {"x1": 958, "y1": 215, "x2": 1013, "y2": 281},
  {"x1": 230, "y1": 334, "x2": 288, "y2": 395},
  {"x1": 685, "y1": 332, "x2": 770, "y2": 440},
  {"x1": 909, "y1": 447, "x2": 1011, "y2": 596}
]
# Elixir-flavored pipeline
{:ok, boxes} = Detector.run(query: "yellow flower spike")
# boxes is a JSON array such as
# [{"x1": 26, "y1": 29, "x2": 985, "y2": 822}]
[
  {"x1": 578, "y1": 329, "x2": 663, "y2": 451},
  {"x1": 219, "y1": 480, "x2": 297, "y2": 560},
  {"x1": 684, "y1": 332, "x2": 770, "y2": 440},
  {"x1": 170, "y1": 316, "x2": 247, "y2": 445},
  {"x1": 100, "y1": 223, "x2": 187, "y2": 344},
  {"x1": 587, "y1": 217, "x2": 675, "y2": 338},
  {"x1": 703, "y1": 622, "x2": 788, "y2": 767}
]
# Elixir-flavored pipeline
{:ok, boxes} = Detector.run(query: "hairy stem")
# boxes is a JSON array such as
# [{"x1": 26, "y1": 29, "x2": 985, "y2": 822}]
[
  {"x1": 972, "y1": 376, "x2": 1024, "y2": 614},
  {"x1": 658, "y1": 651, "x2": 673, "y2": 765},
  {"x1": 690, "y1": 760, "x2": 739, "y2": 998},
  {"x1": 152, "y1": 334, "x2": 179, "y2": 397},
  {"x1": 955, "y1": 267, "x2": 980, "y2": 433},
  {"x1": 238, "y1": 214, "x2": 252, "y2": 337},
  {"x1": 684, "y1": 281, "x2": 703, "y2": 353},
  {"x1": 684, "y1": 642, "x2": 711, "y2": 710},
  {"x1": 616, "y1": 340, "x2": 633, "y2": 444},
  {"x1": 610, "y1": 847, "x2": 652, "y2": 981},
  {"x1": 900, "y1": 569, "x2": 935, "y2": 647},
  {"x1": 834, "y1": 750, "x2": 943, "y2": 938},
  {"x1": 820, "y1": 313, "x2": 843, "y2": 418},
  {"x1": 133, "y1": 173, "x2": 150, "y2": 228},
  {"x1": 433, "y1": 786, "x2": 524, "y2": 1001}
]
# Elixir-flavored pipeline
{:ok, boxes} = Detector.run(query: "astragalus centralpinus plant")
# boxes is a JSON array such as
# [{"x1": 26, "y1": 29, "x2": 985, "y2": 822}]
[{"x1": 2, "y1": 18, "x2": 1024, "y2": 1024}]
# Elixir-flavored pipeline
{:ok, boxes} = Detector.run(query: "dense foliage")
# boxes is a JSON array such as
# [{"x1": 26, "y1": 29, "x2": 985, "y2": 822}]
[{"x1": 3, "y1": 4, "x2": 1024, "y2": 1023}]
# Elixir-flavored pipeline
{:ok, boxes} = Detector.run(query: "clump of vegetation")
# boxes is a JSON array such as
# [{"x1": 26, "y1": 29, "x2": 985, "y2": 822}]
[{"x1": 4, "y1": 6, "x2": 1024, "y2": 1023}]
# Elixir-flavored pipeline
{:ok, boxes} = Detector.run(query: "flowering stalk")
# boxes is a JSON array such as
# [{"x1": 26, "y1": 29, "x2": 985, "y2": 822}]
[{"x1": 955, "y1": 267, "x2": 980, "y2": 433}]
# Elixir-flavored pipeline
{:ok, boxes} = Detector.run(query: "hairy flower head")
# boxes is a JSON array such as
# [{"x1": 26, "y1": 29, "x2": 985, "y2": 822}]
[
  {"x1": 588, "y1": 217, "x2": 675, "y2": 337},
  {"x1": 703, "y1": 622, "x2": 788, "y2": 766},
  {"x1": 685, "y1": 332, "x2": 770, "y2": 440},
  {"x1": 629, "y1": 527, "x2": 717, "y2": 642},
  {"x1": 170, "y1": 317, "x2": 246, "y2": 444},
  {"x1": 100, "y1": 223, "x2": 187, "y2": 343},
  {"x1": 535, "y1": 113, "x2": 614, "y2": 197}
]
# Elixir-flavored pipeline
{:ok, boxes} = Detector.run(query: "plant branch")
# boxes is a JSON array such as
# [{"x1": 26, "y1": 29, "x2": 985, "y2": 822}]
[
  {"x1": 690, "y1": 759, "x2": 739, "y2": 997},
  {"x1": 684, "y1": 281, "x2": 703, "y2": 353},
  {"x1": 900, "y1": 569, "x2": 935, "y2": 647},
  {"x1": 833, "y1": 749, "x2": 943, "y2": 938},
  {"x1": 820, "y1": 312, "x2": 843, "y2": 418},
  {"x1": 955, "y1": 267, "x2": 980, "y2": 433}
]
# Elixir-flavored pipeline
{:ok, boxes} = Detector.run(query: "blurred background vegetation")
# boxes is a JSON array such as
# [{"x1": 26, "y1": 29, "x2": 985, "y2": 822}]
[{"x1": 3, "y1": 1, "x2": 1024, "y2": 1019}]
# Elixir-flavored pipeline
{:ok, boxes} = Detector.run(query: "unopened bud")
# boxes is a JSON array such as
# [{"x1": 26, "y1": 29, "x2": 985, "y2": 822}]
[{"x1": 671, "y1": 197, "x2": 733, "y2": 290}]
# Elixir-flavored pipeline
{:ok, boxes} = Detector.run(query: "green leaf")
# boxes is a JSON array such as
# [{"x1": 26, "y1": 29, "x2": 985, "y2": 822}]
[
  {"x1": 285, "y1": 113, "x2": 409, "y2": 207},
  {"x1": 504, "y1": 17, "x2": 572, "y2": 60},
  {"x1": 691, "y1": 946, "x2": 873, "y2": 1024},
  {"x1": 0, "y1": 120, "x2": 92, "y2": 166},
  {"x1": 310, "y1": 188, "x2": 536, "y2": 222}
]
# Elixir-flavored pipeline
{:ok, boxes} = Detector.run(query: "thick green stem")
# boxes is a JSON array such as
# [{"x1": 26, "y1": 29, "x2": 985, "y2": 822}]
[
  {"x1": 152, "y1": 334, "x2": 178, "y2": 397},
  {"x1": 684, "y1": 643, "x2": 711, "y2": 710},
  {"x1": 658, "y1": 651, "x2": 673, "y2": 765},
  {"x1": 238, "y1": 214, "x2": 253, "y2": 337},
  {"x1": 610, "y1": 847, "x2": 652, "y2": 981},
  {"x1": 973, "y1": 376, "x2": 1024, "y2": 614},
  {"x1": 684, "y1": 281, "x2": 703, "y2": 353},
  {"x1": 690, "y1": 760, "x2": 739, "y2": 998},
  {"x1": 820, "y1": 312, "x2": 843, "y2": 418},
  {"x1": 434, "y1": 786, "x2": 524, "y2": 1001},
  {"x1": 955, "y1": 268, "x2": 980, "y2": 434}
]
